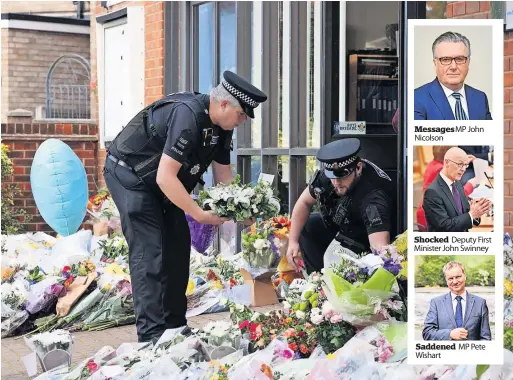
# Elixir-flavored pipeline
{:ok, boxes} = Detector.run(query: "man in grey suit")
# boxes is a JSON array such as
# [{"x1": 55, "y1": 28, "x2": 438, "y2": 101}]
[
  {"x1": 422, "y1": 147, "x2": 492, "y2": 232},
  {"x1": 422, "y1": 261, "x2": 491, "y2": 341}
]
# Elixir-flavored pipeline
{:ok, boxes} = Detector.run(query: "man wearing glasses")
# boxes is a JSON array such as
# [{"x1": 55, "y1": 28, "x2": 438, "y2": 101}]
[
  {"x1": 423, "y1": 147, "x2": 492, "y2": 232},
  {"x1": 414, "y1": 31, "x2": 492, "y2": 120},
  {"x1": 286, "y1": 138, "x2": 396, "y2": 273}
]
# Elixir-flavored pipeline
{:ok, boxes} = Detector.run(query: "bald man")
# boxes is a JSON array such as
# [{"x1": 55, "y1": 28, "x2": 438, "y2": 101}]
[{"x1": 422, "y1": 147, "x2": 492, "y2": 232}]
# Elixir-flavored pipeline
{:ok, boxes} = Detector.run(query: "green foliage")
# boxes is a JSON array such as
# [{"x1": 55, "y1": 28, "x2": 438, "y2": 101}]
[
  {"x1": 416, "y1": 255, "x2": 495, "y2": 287},
  {"x1": 505, "y1": 326, "x2": 513, "y2": 352},
  {"x1": 415, "y1": 255, "x2": 454, "y2": 287},
  {"x1": 1, "y1": 144, "x2": 31, "y2": 234},
  {"x1": 315, "y1": 321, "x2": 356, "y2": 354}
]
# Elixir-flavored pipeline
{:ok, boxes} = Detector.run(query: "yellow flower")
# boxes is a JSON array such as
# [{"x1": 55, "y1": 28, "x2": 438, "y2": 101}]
[
  {"x1": 220, "y1": 365, "x2": 227, "y2": 373},
  {"x1": 285, "y1": 317, "x2": 292, "y2": 324},
  {"x1": 103, "y1": 284, "x2": 112, "y2": 292},
  {"x1": 505, "y1": 279, "x2": 513, "y2": 296},
  {"x1": 327, "y1": 353, "x2": 335, "y2": 359},
  {"x1": 210, "y1": 280, "x2": 223, "y2": 290},
  {"x1": 186, "y1": 279, "x2": 195, "y2": 296}
]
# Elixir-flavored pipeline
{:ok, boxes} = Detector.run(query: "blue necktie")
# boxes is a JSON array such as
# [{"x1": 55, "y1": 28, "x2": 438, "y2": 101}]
[
  {"x1": 455, "y1": 295, "x2": 463, "y2": 328},
  {"x1": 452, "y1": 93, "x2": 468, "y2": 120}
]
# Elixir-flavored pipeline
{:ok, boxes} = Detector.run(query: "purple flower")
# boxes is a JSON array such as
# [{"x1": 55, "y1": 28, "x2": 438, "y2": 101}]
[
  {"x1": 505, "y1": 233, "x2": 512, "y2": 246},
  {"x1": 383, "y1": 258, "x2": 402, "y2": 276},
  {"x1": 186, "y1": 214, "x2": 216, "y2": 255}
]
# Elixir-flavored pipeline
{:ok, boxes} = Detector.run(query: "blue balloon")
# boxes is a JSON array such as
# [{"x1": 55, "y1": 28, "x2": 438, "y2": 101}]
[{"x1": 30, "y1": 139, "x2": 88, "y2": 236}]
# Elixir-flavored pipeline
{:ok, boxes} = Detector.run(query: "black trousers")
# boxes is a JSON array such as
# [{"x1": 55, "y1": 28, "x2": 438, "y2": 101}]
[
  {"x1": 299, "y1": 212, "x2": 337, "y2": 274},
  {"x1": 103, "y1": 157, "x2": 191, "y2": 342}
]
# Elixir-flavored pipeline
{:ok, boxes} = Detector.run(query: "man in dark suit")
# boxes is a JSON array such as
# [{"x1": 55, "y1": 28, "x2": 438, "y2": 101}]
[
  {"x1": 414, "y1": 31, "x2": 492, "y2": 120},
  {"x1": 423, "y1": 147, "x2": 492, "y2": 232},
  {"x1": 422, "y1": 261, "x2": 491, "y2": 341}
]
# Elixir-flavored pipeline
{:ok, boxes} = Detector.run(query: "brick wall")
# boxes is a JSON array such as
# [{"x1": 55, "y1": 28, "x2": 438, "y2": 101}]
[
  {"x1": 1, "y1": 28, "x2": 90, "y2": 122},
  {"x1": 1, "y1": 1, "x2": 90, "y2": 16},
  {"x1": 1, "y1": 121, "x2": 98, "y2": 233},
  {"x1": 447, "y1": 1, "x2": 511, "y2": 233},
  {"x1": 90, "y1": 1, "x2": 165, "y2": 185}
]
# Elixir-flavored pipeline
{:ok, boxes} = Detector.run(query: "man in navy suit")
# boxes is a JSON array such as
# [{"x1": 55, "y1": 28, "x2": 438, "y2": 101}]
[
  {"x1": 422, "y1": 261, "x2": 491, "y2": 341},
  {"x1": 414, "y1": 31, "x2": 492, "y2": 120}
]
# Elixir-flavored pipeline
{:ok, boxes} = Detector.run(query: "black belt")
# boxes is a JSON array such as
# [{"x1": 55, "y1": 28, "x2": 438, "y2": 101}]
[{"x1": 108, "y1": 154, "x2": 132, "y2": 170}]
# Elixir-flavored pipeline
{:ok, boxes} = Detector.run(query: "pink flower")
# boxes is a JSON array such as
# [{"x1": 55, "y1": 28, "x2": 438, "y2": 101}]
[
  {"x1": 311, "y1": 314, "x2": 324, "y2": 325},
  {"x1": 322, "y1": 301, "x2": 335, "y2": 318},
  {"x1": 283, "y1": 328, "x2": 296, "y2": 338},
  {"x1": 330, "y1": 313, "x2": 343, "y2": 323}
]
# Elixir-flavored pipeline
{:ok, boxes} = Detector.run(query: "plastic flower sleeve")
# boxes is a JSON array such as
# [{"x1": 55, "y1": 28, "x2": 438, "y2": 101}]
[
  {"x1": 321, "y1": 268, "x2": 398, "y2": 325},
  {"x1": 1, "y1": 309, "x2": 29, "y2": 338}
]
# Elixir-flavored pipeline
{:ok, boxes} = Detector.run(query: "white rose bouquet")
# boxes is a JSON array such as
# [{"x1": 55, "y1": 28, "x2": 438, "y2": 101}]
[{"x1": 197, "y1": 175, "x2": 280, "y2": 222}]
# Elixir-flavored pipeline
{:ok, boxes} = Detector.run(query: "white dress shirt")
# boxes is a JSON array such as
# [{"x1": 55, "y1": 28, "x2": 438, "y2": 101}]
[
  {"x1": 439, "y1": 171, "x2": 473, "y2": 222},
  {"x1": 451, "y1": 291, "x2": 467, "y2": 322},
  {"x1": 440, "y1": 82, "x2": 469, "y2": 119}
]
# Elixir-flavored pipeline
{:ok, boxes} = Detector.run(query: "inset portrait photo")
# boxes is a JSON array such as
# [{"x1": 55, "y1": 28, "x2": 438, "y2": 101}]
[
  {"x1": 413, "y1": 145, "x2": 494, "y2": 233},
  {"x1": 415, "y1": 256, "x2": 495, "y2": 341},
  {"x1": 413, "y1": 24, "x2": 493, "y2": 121}
]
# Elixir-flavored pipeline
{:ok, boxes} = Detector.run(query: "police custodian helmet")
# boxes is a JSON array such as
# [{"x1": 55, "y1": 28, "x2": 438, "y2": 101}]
[
  {"x1": 316, "y1": 138, "x2": 361, "y2": 179},
  {"x1": 222, "y1": 71, "x2": 267, "y2": 118}
]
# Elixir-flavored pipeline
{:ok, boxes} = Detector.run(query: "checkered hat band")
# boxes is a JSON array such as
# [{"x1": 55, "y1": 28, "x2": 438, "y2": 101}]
[
  {"x1": 222, "y1": 81, "x2": 258, "y2": 107},
  {"x1": 324, "y1": 155, "x2": 358, "y2": 170}
]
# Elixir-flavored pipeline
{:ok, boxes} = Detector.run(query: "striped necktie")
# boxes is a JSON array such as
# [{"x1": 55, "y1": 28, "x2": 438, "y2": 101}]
[{"x1": 451, "y1": 92, "x2": 468, "y2": 120}]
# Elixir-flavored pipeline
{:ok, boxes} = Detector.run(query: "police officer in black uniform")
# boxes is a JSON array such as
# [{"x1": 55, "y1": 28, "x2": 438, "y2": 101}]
[
  {"x1": 103, "y1": 71, "x2": 267, "y2": 343},
  {"x1": 286, "y1": 138, "x2": 397, "y2": 274}
]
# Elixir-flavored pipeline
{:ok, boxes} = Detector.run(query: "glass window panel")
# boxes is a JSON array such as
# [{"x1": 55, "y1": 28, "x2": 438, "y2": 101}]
[
  {"x1": 251, "y1": 155, "x2": 262, "y2": 185},
  {"x1": 219, "y1": 1, "x2": 238, "y2": 177},
  {"x1": 278, "y1": 2, "x2": 289, "y2": 148},
  {"x1": 426, "y1": 2, "x2": 447, "y2": 19},
  {"x1": 277, "y1": 156, "x2": 290, "y2": 214},
  {"x1": 197, "y1": 3, "x2": 214, "y2": 94},
  {"x1": 307, "y1": 1, "x2": 321, "y2": 148},
  {"x1": 251, "y1": 2, "x2": 263, "y2": 148},
  {"x1": 219, "y1": 2, "x2": 237, "y2": 79}
]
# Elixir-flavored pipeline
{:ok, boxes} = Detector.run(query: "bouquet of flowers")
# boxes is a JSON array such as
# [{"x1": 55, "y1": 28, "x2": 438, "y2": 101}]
[
  {"x1": 241, "y1": 221, "x2": 282, "y2": 271},
  {"x1": 1, "y1": 279, "x2": 28, "y2": 310},
  {"x1": 200, "y1": 320, "x2": 241, "y2": 347},
  {"x1": 87, "y1": 188, "x2": 111, "y2": 212},
  {"x1": 198, "y1": 175, "x2": 280, "y2": 222},
  {"x1": 322, "y1": 254, "x2": 400, "y2": 325},
  {"x1": 97, "y1": 235, "x2": 129, "y2": 263},
  {"x1": 24, "y1": 329, "x2": 73, "y2": 364}
]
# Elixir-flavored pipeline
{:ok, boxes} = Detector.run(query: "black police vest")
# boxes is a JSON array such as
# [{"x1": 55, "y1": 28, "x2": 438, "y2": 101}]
[
  {"x1": 311, "y1": 162, "x2": 395, "y2": 252},
  {"x1": 108, "y1": 92, "x2": 221, "y2": 196}
]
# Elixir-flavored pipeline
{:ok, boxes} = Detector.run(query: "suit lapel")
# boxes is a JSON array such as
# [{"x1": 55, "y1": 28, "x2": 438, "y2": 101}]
[
  {"x1": 465, "y1": 85, "x2": 477, "y2": 120},
  {"x1": 463, "y1": 292, "x2": 475, "y2": 326},
  {"x1": 437, "y1": 175, "x2": 460, "y2": 214},
  {"x1": 429, "y1": 79, "x2": 454, "y2": 120},
  {"x1": 444, "y1": 293, "x2": 457, "y2": 328}
]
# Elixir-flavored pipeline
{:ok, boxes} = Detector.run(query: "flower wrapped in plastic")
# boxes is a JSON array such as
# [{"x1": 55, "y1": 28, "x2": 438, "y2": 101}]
[
  {"x1": 322, "y1": 254, "x2": 401, "y2": 325},
  {"x1": 197, "y1": 175, "x2": 280, "y2": 222},
  {"x1": 186, "y1": 213, "x2": 216, "y2": 255},
  {"x1": 240, "y1": 221, "x2": 282, "y2": 276},
  {"x1": 24, "y1": 329, "x2": 73, "y2": 365}
]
